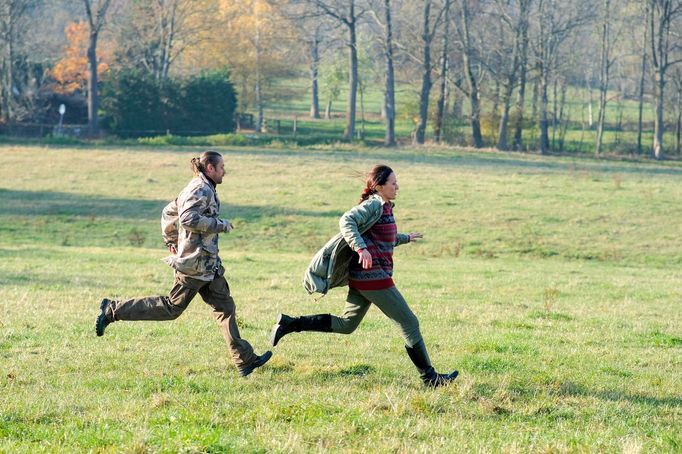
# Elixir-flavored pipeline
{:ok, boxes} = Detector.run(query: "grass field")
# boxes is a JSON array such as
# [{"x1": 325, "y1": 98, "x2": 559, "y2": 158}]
[{"x1": 1, "y1": 144, "x2": 681, "y2": 452}]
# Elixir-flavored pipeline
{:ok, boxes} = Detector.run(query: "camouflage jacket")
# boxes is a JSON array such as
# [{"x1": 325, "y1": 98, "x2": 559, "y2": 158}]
[{"x1": 161, "y1": 172, "x2": 231, "y2": 281}]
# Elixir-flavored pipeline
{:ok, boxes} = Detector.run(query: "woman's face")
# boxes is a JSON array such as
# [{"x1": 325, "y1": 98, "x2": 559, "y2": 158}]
[{"x1": 376, "y1": 172, "x2": 398, "y2": 201}]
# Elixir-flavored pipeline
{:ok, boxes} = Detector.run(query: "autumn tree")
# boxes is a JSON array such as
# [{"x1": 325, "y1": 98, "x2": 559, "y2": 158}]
[
  {"x1": 187, "y1": 0, "x2": 295, "y2": 132},
  {"x1": 51, "y1": 20, "x2": 112, "y2": 95}
]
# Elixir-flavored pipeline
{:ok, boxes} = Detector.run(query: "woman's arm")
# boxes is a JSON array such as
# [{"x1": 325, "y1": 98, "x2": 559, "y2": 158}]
[{"x1": 338, "y1": 199, "x2": 381, "y2": 252}]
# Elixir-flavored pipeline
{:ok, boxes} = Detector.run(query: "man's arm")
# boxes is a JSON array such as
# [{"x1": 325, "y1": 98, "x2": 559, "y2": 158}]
[
  {"x1": 161, "y1": 199, "x2": 179, "y2": 251},
  {"x1": 178, "y1": 186, "x2": 231, "y2": 234}
]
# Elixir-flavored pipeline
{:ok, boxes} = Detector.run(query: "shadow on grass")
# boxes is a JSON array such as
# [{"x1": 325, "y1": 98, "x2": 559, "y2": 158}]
[
  {"x1": 196, "y1": 147, "x2": 682, "y2": 178},
  {"x1": 555, "y1": 380, "x2": 682, "y2": 408},
  {"x1": 0, "y1": 188, "x2": 340, "y2": 220}
]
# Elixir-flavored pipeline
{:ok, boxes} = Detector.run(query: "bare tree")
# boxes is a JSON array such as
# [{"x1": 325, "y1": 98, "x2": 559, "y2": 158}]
[
  {"x1": 636, "y1": 1, "x2": 650, "y2": 154},
  {"x1": 595, "y1": 0, "x2": 613, "y2": 155},
  {"x1": 531, "y1": 0, "x2": 592, "y2": 154},
  {"x1": 493, "y1": 0, "x2": 532, "y2": 151},
  {"x1": 671, "y1": 67, "x2": 682, "y2": 153},
  {"x1": 307, "y1": 0, "x2": 363, "y2": 140},
  {"x1": 82, "y1": 0, "x2": 113, "y2": 135},
  {"x1": 0, "y1": 0, "x2": 35, "y2": 122},
  {"x1": 412, "y1": 0, "x2": 446, "y2": 144},
  {"x1": 455, "y1": 0, "x2": 484, "y2": 148},
  {"x1": 648, "y1": 0, "x2": 682, "y2": 159},
  {"x1": 308, "y1": 22, "x2": 323, "y2": 119},
  {"x1": 113, "y1": 0, "x2": 210, "y2": 83},
  {"x1": 368, "y1": 0, "x2": 397, "y2": 145},
  {"x1": 434, "y1": 0, "x2": 452, "y2": 143}
]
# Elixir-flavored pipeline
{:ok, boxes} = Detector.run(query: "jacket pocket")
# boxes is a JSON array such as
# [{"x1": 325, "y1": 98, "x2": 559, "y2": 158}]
[{"x1": 163, "y1": 246, "x2": 217, "y2": 277}]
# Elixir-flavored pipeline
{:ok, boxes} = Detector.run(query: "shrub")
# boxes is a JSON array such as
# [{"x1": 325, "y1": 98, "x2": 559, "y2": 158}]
[{"x1": 101, "y1": 69, "x2": 237, "y2": 137}]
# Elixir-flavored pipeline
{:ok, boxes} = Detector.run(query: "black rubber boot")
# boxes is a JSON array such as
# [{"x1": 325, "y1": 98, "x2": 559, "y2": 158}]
[
  {"x1": 270, "y1": 313, "x2": 332, "y2": 346},
  {"x1": 239, "y1": 351, "x2": 273, "y2": 377},
  {"x1": 95, "y1": 298, "x2": 114, "y2": 337},
  {"x1": 405, "y1": 340, "x2": 458, "y2": 388}
]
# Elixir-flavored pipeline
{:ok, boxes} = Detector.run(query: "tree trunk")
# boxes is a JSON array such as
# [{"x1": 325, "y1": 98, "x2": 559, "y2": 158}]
[
  {"x1": 539, "y1": 66, "x2": 550, "y2": 154},
  {"x1": 434, "y1": 0, "x2": 451, "y2": 143},
  {"x1": 359, "y1": 81, "x2": 365, "y2": 139},
  {"x1": 414, "y1": 0, "x2": 432, "y2": 145},
  {"x1": 87, "y1": 32, "x2": 100, "y2": 135},
  {"x1": 0, "y1": 0, "x2": 18, "y2": 123},
  {"x1": 255, "y1": 20, "x2": 263, "y2": 133},
  {"x1": 653, "y1": 71, "x2": 665, "y2": 159},
  {"x1": 325, "y1": 99, "x2": 332, "y2": 119},
  {"x1": 552, "y1": 77, "x2": 558, "y2": 149},
  {"x1": 160, "y1": 2, "x2": 176, "y2": 82},
  {"x1": 460, "y1": 0, "x2": 483, "y2": 148},
  {"x1": 595, "y1": 0, "x2": 611, "y2": 155},
  {"x1": 343, "y1": 26, "x2": 357, "y2": 139},
  {"x1": 309, "y1": 33, "x2": 321, "y2": 119},
  {"x1": 383, "y1": 0, "x2": 396, "y2": 146},
  {"x1": 636, "y1": 1, "x2": 649, "y2": 154},
  {"x1": 512, "y1": 3, "x2": 530, "y2": 151},
  {"x1": 558, "y1": 81, "x2": 568, "y2": 151},
  {"x1": 1, "y1": 27, "x2": 13, "y2": 122},
  {"x1": 343, "y1": 8, "x2": 357, "y2": 140},
  {"x1": 675, "y1": 86, "x2": 682, "y2": 155}
]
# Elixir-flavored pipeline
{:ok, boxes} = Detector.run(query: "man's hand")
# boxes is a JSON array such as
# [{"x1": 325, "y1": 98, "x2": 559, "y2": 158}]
[
  {"x1": 358, "y1": 249, "x2": 372, "y2": 270},
  {"x1": 168, "y1": 244, "x2": 177, "y2": 255},
  {"x1": 408, "y1": 232, "x2": 424, "y2": 242},
  {"x1": 223, "y1": 220, "x2": 234, "y2": 233}
]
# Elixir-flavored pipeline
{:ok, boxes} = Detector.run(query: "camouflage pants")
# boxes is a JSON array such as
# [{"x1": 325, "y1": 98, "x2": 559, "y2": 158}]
[{"x1": 108, "y1": 271, "x2": 258, "y2": 371}]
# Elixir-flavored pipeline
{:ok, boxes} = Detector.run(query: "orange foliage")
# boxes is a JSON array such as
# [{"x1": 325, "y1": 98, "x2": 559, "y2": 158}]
[{"x1": 51, "y1": 21, "x2": 112, "y2": 95}]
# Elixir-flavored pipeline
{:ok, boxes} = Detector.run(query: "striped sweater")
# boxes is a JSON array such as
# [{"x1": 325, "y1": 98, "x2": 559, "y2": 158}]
[{"x1": 348, "y1": 203, "x2": 397, "y2": 290}]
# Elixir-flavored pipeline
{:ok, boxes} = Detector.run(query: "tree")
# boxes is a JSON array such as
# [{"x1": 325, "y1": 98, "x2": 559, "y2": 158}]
[
  {"x1": 51, "y1": 20, "x2": 112, "y2": 95},
  {"x1": 0, "y1": 0, "x2": 35, "y2": 122},
  {"x1": 595, "y1": 0, "x2": 613, "y2": 155},
  {"x1": 531, "y1": 0, "x2": 592, "y2": 154},
  {"x1": 82, "y1": 0, "x2": 113, "y2": 135},
  {"x1": 434, "y1": 0, "x2": 452, "y2": 143},
  {"x1": 455, "y1": 0, "x2": 484, "y2": 148},
  {"x1": 413, "y1": 0, "x2": 444, "y2": 144},
  {"x1": 648, "y1": 0, "x2": 682, "y2": 159},
  {"x1": 368, "y1": 0, "x2": 397, "y2": 145},
  {"x1": 112, "y1": 0, "x2": 212, "y2": 83},
  {"x1": 493, "y1": 0, "x2": 532, "y2": 151},
  {"x1": 636, "y1": 1, "x2": 650, "y2": 154},
  {"x1": 307, "y1": 0, "x2": 363, "y2": 140}
]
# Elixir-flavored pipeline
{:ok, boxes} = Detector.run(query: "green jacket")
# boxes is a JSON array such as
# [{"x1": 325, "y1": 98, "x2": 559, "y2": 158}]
[{"x1": 303, "y1": 194, "x2": 410, "y2": 295}]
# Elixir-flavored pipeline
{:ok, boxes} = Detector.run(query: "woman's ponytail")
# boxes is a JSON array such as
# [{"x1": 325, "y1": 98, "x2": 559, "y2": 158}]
[{"x1": 358, "y1": 164, "x2": 393, "y2": 203}]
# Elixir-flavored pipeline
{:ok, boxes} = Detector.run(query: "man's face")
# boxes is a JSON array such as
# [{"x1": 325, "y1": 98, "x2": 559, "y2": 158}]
[{"x1": 206, "y1": 158, "x2": 225, "y2": 184}]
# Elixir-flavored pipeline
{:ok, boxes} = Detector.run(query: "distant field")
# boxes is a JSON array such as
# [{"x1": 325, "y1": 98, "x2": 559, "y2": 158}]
[
  {"x1": 1, "y1": 144, "x2": 680, "y2": 452},
  {"x1": 262, "y1": 78, "x2": 672, "y2": 155}
]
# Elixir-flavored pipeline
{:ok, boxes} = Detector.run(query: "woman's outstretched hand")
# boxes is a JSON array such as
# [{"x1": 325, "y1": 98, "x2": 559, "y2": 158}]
[
  {"x1": 408, "y1": 232, "x2": 424, "y2": 242},
  {"x1": 358, "y1": 249, "x2": 373, "y2": 269}
]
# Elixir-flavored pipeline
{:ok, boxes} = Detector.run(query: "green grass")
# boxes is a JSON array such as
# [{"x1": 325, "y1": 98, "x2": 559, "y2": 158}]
[{"x1": 1, "y1": 144, "x2": 681, "y2": 452}]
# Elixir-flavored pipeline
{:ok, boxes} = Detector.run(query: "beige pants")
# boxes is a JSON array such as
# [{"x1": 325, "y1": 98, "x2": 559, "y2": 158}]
[
  {"x1": 330, "y1": 286, "x2": 423, "y2": 348},
  {"x1": 109, "y1": 271, "x2": 257, "y2": 371}
]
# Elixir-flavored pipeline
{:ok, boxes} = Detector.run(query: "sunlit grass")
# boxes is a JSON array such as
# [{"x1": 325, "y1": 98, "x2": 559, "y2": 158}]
[{"x1": 1, "y1": 145, "x2": 680, "y2": 452}]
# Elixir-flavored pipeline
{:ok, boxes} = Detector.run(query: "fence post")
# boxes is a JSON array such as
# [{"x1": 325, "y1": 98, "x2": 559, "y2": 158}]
[{"x1": 293, "y1": 115, "x2": 297, "y2": 138}]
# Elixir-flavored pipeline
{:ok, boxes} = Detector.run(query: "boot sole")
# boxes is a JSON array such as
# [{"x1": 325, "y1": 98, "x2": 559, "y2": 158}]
[
  {"x1": 269, "y1": 314, "x2": 285, "y2": 347},
  {"x1": 239, "y1": 351, "x2": 273, "y2": 377},
  {"x1": 95, "y1": 299, "x2": 111, "y2": 337}
]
